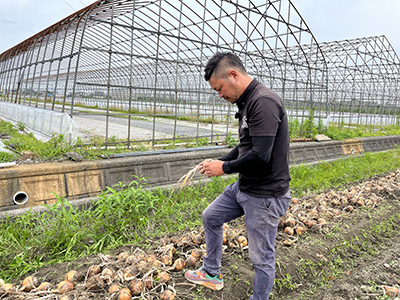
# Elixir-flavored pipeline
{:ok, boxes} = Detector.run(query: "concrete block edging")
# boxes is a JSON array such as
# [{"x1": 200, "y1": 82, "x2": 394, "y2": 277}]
[{"x1": 0, "y1": 135, "x2": 399, "y2": 213}]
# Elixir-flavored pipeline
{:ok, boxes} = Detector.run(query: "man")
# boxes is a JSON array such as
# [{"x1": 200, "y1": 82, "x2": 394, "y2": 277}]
[{"x1": 184, "y1": 52, "x2": 292, "y2": 300}]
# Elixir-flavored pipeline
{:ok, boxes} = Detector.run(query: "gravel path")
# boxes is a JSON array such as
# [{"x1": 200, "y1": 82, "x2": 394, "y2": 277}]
[{"x1": 72, "y1": 113, "x2": 236, "y2": 142}]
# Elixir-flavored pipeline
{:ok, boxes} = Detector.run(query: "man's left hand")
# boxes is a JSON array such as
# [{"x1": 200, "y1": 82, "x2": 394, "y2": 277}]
[{"x1": 198, "y1": 160, "x2": 225, "y2": 177}]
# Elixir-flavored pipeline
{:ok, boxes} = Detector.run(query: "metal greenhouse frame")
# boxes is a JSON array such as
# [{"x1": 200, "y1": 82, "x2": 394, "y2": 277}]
[
  {"x1": 320, "y1": 35, "x2": 400, "y2": 127},
  {"x1": 1, "y1": 0, "x2": 328, "y2": 147}
]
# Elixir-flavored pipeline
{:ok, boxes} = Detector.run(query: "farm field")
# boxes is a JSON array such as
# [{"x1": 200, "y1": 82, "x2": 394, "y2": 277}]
[
  {"x1": 1, "y1": 170, "x2": 399, "y2": 299},
  {"x1": 0, "y1": 149, "x2": 400, "y2": 300}
]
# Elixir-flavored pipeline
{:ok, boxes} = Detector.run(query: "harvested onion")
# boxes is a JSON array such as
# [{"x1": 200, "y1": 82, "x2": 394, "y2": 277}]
[
  {"x1": 160, "y1": 254, "x2": 173, "y2": 266},
  {"x1": 383, "y1": 286, "x2": 399, "y2": 297},
  {"x1": 295, "y1": 226, "x2": 306, "y2": 235},
  {"x1": 87, "y1": 265, "x2": 101, "y2": 277},
  {"x1": 37, "y1": 281, "x2": 52, "y2": 291},
  {"x1": 85, "y1": 275, "x2": 104, "y2": 291},
  {"x1": 101, "y1": 267, "x2": 115, "y2": 277},
  {"x1": 192, "y1": 234, "x2": 203, "y2": 245},
  {"x1": 109, "y1": 284, "x2": 120, "y2": 294},
  {"x1": 0, "y1": 283, "x2": 15, "y2": 295},
  {"x1": 117, "y1": 288, "x2": 132, "y2": 300},
  {"x1": 157, "y1": 271, "x2": 171, "y2": 283},
  {"x1": 128, "y1": 279, "x2": 143, "y2": 295},
  {"x1": 185, "y1": 255, "x2": 197, "y2": 267},
  {"x1": 118, "y1": 251, "x2": 129, "y2": 261},
  {"x1": 56, "y1": 281, "x2": 74, "y2": 294},
  {"x1": 65, "y1": 270, "x2": 81, "y2": 284},
  {"x1": 160, "y1": 289, "x2": 175, "y2": 300},
  {"x1": 191, "y1": 249, "x2": 204, "y2": 259},
  {"x1": 284, "y1": 227, "x2": 294, "y2": 235},
  {"x1": 143, "y1": 276, "x2": 154, "y2": 289},
  {"x1": 235, "y1": 236, "x2": 248, "y2": 247},
  {"x1": 173, "y1": 258, "x2": 186, "y2": 271},
  {"x1": 21, "y1": 275, "x2": 38, "y2": 292}
]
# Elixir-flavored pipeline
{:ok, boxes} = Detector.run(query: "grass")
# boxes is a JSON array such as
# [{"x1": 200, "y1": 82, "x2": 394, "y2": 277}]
[
  {"x1": 1, "y1": 117, "x2": 400, "y2": 163},
  {"x1": 290, "y1": 149, "x2": 400, "y2": 197},
  {"x1": 1, "y1": 148, "x2": 400, "y2": 283},
  {"x1": 0, "y1": 119, "x2": 213, "y2": 162}
]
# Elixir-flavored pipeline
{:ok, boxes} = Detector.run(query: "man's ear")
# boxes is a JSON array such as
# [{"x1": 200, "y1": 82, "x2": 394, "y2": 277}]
[{"x1": 228, "y1": 69, "x2": 239, "y2": 80}]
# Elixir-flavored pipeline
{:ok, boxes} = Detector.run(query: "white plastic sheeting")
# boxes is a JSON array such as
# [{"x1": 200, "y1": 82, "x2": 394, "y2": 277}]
[{"x1": 0, "y1": 102, "x2": 77, "y2": 143}]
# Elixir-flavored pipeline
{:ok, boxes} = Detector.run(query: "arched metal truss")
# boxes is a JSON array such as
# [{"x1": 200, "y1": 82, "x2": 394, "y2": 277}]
[
  {"x1": 0, "y1": 0, "x2": 341, "y2": 147},
  {"x1": 319, "y1": 35, "x2": 400, "y2": 127}
]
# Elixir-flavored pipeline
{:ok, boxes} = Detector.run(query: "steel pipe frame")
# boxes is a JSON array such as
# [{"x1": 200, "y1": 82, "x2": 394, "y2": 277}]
[
  {"x1": 297, "y1": 35, "x2": 400, "y2": 128},
  {"x1": 1, "y1": 0, "x2": 329, "y2": 147}
]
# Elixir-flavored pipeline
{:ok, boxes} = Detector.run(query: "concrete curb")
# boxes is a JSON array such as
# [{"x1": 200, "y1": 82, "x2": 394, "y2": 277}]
[{"x1": 1, "y1": 135, "x2": 399, "y2": 214}]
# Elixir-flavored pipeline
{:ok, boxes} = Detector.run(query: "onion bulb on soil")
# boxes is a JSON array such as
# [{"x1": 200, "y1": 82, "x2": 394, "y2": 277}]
[
  {"x1": 192, "y1": 234, "x2": 203, "y2": 245},
  {"x1": 156, "y1": 271, "x2": 171, "y2": 283},
  {"x1": 284, "y1": 227, "x2": 294, "y2": 235},
  {"x1": 134, "y1": 248, "x2": 146, "y2": 260},
  {"x1": 295, "y1": 226, "x2": 306, "y2": 235},
  {"x1": 60, "y1": 295, "x2": 74, "y2": 300},
  {"x1": 87, "y1": 265, "x2": 101, "y2": 277},
  {"x1": 122, "y1": 267, "x2": 139, "y2": 281},
  {"x1": 160, "y1": 289, "x2": 176, "y2": 300},
  {"x1": 143, "y1": 276, "x2": 154, "y2": 289},
  {"x1": 160, "y1": 244, "x2": 175, "y2": 258},
  {"x1": 55, "y1": 281, "x2": 74, "y2": 294},
  {"x1": 222, "y1": 231, "x2": 229, "y2": 245},
  {"x1": 85, "y1": 275, "x2": 104, "y2": 291},
  {"x1": 136, "y1": 260, "x2": 150, "y2": 273},
  {"x1": 117, "y1": 288, "x2": 132, "y2": 300},
  {"x1": 160, "y1": 254, "x2": 173, "y2": 266},
  {"x1": 191, "y1": 249, "x2": 204, "y2": 259},
  {"x1": 150, "y1": 259, "x2": 163, "y2": 268},
  {"x1": 128, "y1": 279, "x2": 143, "y2": 295},
  {"x1": 118, "y1": 251, "x2": 129, "y2": 262},
  {"x1": 21, "y1": 275, "x2": 39, "y2": 292},
  {"x1": 298, "y1": 216, "x2": 307, "y2": 224},
  {"x1": 177, "y1": 235, "x2": 190, "y2": 247},
  {"x1": 0, "y1": 283, "x2": 15, "y2": 295},
  {"x1": 235, "y1": 236, "x2": 248, "y2": 247},
  {"x1": 101, "y1": 267, "x2": 115, "y2": 277},
  {"x1": 284, "y1": 217, "x2": 296, "y2": 228},
  {"x1": 109, "y1": 284, "x2": 120, "y2": 294},
  {"x1": 283, "y1": 239, "x2": 294, "y2": 247},
  {"x1": 305, "y1": 220, "x2": 315, "y2": 228},
  {"x1": 65, "y1": 270, "x2": 81, "y2": 284},
  {"x1": 37, "y1": 281, "x2": 52, "y2": 292},
  {"x1": 173, "y1": 258, "x2": 186, "y2": 271},
  {"x1": 126, "y1": 255, "x2": 138, "y2": 264},
  {"x1": 185, "y1": 255, "x2": 197, "y2": 267},
  {"x1": 383, "y1": 285, "x2": 399, "y2": 297}
]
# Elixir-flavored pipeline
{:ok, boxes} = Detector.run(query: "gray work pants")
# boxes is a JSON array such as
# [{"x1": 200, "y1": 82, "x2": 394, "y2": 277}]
[{"x1": 202, "y1": 181, "x2": 291, "y2": 300}]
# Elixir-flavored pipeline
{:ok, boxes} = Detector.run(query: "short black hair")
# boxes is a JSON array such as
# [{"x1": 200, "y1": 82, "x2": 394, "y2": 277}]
[{"x1": 204, "y1": 52, "x2": 246, "y2": 81}]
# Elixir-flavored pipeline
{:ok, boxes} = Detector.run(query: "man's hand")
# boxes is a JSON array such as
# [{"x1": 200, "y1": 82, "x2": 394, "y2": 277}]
[{"x1": 198, "y1": 159, "x2": 225, "y2": 177}]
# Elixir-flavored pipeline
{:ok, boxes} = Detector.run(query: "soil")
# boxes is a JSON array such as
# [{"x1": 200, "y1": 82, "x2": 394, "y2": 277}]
[{"x1": 2, "y1": 170, "x2": 400, "y2": 300}]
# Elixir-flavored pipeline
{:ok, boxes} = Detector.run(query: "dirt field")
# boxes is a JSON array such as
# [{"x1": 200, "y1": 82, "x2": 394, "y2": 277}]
[{"x1": 2, "y1": 170, "x2": 399, "y2": 300}]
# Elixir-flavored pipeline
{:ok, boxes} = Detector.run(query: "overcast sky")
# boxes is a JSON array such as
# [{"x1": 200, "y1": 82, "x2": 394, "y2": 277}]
[{"x1": 0, "y1": 0, "x2": 399, "y2": 56}]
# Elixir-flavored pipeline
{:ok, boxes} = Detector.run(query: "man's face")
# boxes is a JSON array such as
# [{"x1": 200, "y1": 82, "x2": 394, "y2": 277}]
[{"x1": 209, "y1": 71, "x2": 241, "y2": 104}]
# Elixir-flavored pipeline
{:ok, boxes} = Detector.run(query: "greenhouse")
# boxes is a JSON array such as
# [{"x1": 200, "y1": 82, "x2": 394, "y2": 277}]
[{"x1": 0, "y1": 0, "x2": 398, "y2": 147}]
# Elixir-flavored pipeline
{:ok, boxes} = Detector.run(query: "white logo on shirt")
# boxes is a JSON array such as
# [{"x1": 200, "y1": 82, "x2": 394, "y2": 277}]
[{"x1": 241, "y1": 116, "x2": 248, "y2": 129}]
